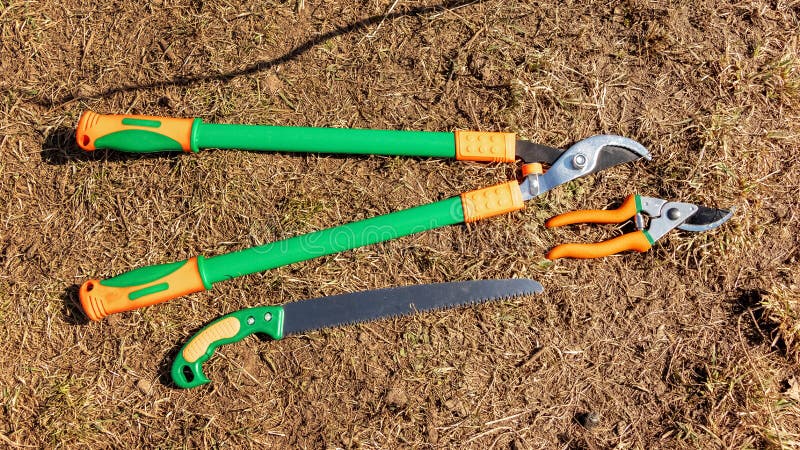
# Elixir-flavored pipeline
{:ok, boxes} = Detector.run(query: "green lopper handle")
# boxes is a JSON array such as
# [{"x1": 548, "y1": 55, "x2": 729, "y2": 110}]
[
  {"x1": 77, "y1": 110, "x2": 454, "y2": 157},
  {"x1": 79, "y1": 181, "x2": 525, "y2": 321},
  {"x1": 76, "y1": 111, "x2": 518, "y2": 161},
  {"x1": 80, "y1": 197, "x2": 466, "y2": 320},
  {"x1": 171, "y1": 306, "x2": 285, "y2": 389}
]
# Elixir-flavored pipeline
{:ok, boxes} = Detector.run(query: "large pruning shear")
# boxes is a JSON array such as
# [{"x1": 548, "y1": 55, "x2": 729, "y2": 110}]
[
  {"x1": 546, "y1": 194, "x2": 734, "y2": 259},
  {"x1": 75, "y1": 111, "x2": 651, "y2": 321}
]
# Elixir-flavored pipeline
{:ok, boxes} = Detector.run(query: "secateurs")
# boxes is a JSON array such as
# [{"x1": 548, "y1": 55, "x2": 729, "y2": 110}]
[
  {"x1": 75, "y1": 111, "x2": 651, "y2": 321},
  {"x1": 545, "y1": 194, "x2": 733, "y2": 259}
]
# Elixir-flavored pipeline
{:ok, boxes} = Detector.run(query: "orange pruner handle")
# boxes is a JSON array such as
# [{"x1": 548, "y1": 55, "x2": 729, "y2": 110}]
[
  {"x1": 546, "y1": 194, "x2": 640, "y2": 227},
  {"x1": 546, "y1": 231, "x2": 653, "y2": 260},
  {"x1": 545, "y1": 194, "x2": 654, "y2": 259}
]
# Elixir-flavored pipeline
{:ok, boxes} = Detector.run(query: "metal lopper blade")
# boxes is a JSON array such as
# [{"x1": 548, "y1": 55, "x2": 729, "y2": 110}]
[
  {"x1": 677, "y1": 205, "x2": 735, "y2": 232},
  {"x1": 514, "y1": 140, "x2": 564, "y2": 164},
  {"x1": 521, "y1": 135, "x2": 652, "y2": 199},
  {"x1": 282, "y1": 279, "x2": 543, "y2": 336},
  {"x1": 589, "y1": 144, "x2": 651, "y2": 176},
  {"x1": 514, "y1": 137, "x2": 651, "y2": 168}
]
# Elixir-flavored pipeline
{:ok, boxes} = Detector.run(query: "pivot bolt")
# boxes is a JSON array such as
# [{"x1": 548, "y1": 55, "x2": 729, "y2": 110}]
[
  {"x1": 667, "y1": 208, "x2": 681, "y2": 220},
  {"x1": 572, "y1": 153, "x2": 587, "y2": 169}
]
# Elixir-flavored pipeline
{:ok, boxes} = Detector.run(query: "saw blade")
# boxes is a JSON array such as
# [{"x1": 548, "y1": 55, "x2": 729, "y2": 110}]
[{"x1": 281, "y1": 279, "x2": 543, "y2": 336}]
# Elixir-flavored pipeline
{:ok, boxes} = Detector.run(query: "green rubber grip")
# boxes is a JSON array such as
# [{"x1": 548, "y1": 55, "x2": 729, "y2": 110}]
[{"x1": 171, "y1": 306, "x2": 285, "y2": 389}]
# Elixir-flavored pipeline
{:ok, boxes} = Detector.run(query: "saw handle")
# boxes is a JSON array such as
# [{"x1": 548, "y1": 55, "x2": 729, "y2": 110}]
[
  {"x1": 546, "y1": 230, "x2": 653, "y2": 259},
  {"x1": 76, "y1": 110, "x2": 200, "y2": 152},
  {"x1": 171, "y1": 306, "x2": 285, "y2": 389}
]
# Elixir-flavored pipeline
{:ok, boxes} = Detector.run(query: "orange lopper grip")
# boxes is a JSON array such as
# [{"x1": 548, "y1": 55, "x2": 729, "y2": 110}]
[
  {"x1": 454, "y1": 131, "x2": 516, "y2": 162},
  {"x1": 546, "y1": 194, "x2": 639, "y2": 228},
  {"x1": 79, "y1": 257, "x2": 210, "y2": 321},
  {"x1": 461, "y1": 181, "x2": 524, "y2": 222},
  {"x1": 546, "y1": 231, "x2": 653, "y2": 260},
  {"x1": 76, "y1": 110, "x2": 200, "y2": 153}
]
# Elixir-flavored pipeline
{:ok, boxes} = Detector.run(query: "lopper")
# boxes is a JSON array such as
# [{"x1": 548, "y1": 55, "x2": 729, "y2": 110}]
[
  {"x1": 545, "y1": 194, "x2": 733, "y2": 259},
  {"x1": 75, "y1": 111, "x2": 651, "y2": 321}
]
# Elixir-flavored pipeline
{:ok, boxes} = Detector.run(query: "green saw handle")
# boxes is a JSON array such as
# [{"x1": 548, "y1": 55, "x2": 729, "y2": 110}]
[
  {"x1": 75, "y1": 110, "x2": 517, "y2": 161},
  {"x1": 171, "y1": 306, "x2": 285, "y2": 389},
  {"x1": 79, "y1": 182, "x2": 524, "y2": 321}
]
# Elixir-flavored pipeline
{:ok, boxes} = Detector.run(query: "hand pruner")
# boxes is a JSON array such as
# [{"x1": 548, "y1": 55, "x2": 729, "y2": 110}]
[
  {"x1": 546, "y1": 194, "x2": 734, "y2": 259},
  {"x1": 75, "y1": 111, "x2": 651, "y2": 320}
]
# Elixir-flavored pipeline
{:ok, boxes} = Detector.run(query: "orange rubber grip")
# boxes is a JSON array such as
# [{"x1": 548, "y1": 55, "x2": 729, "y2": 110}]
[
  {"x1": 546, "y1": 194, "x2": 639, "y2": 228},
  {"x1": 454, "y1": 130, "x2": 516, "y2": 162},
  {"x1": 79, "y1": 257, "x2": 208, "y2": 321},
  {"x1": 546, "y1": 231, "x2": 653, "y2": 260},
  {"x1": 461, "y1": 181, "x2": 524, "y2": 223},
  {"x1": 76, "y1": 110, "x2": 198, "y2": 152}
]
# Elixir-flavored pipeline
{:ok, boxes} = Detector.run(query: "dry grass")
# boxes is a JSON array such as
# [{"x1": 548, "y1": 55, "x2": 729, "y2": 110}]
[{"x1": 1, "y1": 0, "x2": 800, "y2": 448}]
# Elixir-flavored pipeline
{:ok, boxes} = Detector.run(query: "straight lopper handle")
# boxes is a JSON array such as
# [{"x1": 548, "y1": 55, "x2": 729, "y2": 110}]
[
  {"x1": 76, "y1": 110, "x2": 516, "y2": 162},
  {"x1": 546, "y1": 230, "x2": 653, "y2": 260},
  {"x1": 79, "y1": 181, "x2": 524, "y2": 321},
  {"x1": 171, "y1": 306, "x2": 285, "y2": 389}
]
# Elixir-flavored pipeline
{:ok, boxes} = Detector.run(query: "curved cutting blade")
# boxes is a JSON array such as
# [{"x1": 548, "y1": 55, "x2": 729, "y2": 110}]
[
  {"x1": 282, "y1": 279, "x2": 544, "y2": 336},
  {"x1": 514, "y1": 138, "x2": 651, "y2": 167},
  {"x1": 522, "y1": 135, "x2": 651, "y2": 198},
  {"x1": 677, "y1": 205, "x2": 734, "y2": 232},
  {"x1": 589, "y1": 143, "x2": 652, "y2": 176},
  {"x1": 514, "y1": 140, "x2": 564, "y2": 164}
]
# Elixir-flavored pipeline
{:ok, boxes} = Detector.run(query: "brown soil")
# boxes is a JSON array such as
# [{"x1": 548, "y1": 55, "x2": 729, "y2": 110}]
[{"x1": 1, "y1": 0, "x2": 799, "y2": 448}]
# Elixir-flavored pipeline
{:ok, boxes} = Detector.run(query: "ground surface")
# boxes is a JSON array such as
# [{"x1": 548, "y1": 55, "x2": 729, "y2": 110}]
[{"x1": 1, "y1": 0, "x2": 799, "y2": 448}]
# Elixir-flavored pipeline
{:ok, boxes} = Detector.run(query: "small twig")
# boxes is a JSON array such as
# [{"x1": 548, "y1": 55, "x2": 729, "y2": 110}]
[
  {"x1": 0, "y1": 434, "x2": 35, "y2": 448},
  {"x1": 360, "y1": 0, "x2": 399, "y2": 42},
  {"x1": 516, "y1": 346, "x2": 545, "y2": 368},
  {"x1": 484, "y1": 410, "x2": 531, "y2": 426},
  {"x1": 465, "y1": 426, "x2": 513, "y2": 443}
]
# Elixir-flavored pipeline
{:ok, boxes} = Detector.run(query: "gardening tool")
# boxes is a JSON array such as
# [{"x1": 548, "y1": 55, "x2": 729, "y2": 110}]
[
  {"x1": 171, "y1": 278, "x2": 544, "y2": 388},
  {"x1": 78, "y1": 110, "x2": 623, "y2": 164},
  {"x1": 545, "y1": 194, "x2": 734, "y2": 259},
  {"x1": 76, "y1": 111, "x2": 651, "y2": 321}
]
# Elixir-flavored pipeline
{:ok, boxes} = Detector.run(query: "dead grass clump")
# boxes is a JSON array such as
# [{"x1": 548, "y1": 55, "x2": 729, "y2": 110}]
[{"x1": 762, "y1": 284, "x2": 800, "y2": 362}]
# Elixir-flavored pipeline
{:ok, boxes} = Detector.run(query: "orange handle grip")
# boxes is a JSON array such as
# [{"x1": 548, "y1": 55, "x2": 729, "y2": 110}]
[
  {"x1": 546, "y1": 231, "x2": 653, "y2": 260},
  {"x1": 76, "y1": 110, "x2": 200, "y2": 153},
  {"x1": 454, "y1": 130, "x2": 516, "y2": 162},
  {"x1": 79, "y1": 257, "x2": 210, "y2": 321},
  {"x1": 461, "y1": 181, "x2": 525, "y2": 222},
  {"x1": 546, "y1": 194, "x2": 639, "y2": 227}
]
